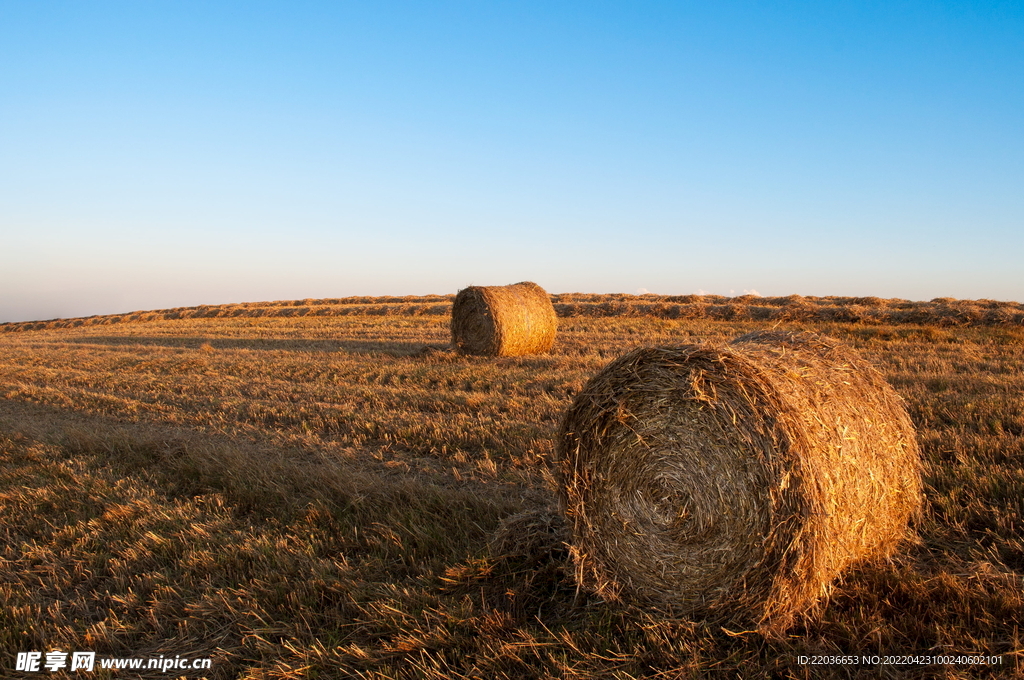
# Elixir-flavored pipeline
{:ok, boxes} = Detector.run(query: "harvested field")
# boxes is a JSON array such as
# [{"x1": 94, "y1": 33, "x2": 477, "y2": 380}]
[
  {"x1": 3, "y1": 292, "x2": 1023, "y2": 334},
  {"x1": 1, "y1": 303, "x2": 1023, "y2": 678}
]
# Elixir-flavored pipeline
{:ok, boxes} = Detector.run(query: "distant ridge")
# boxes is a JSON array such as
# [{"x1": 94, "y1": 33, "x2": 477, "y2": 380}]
[{"x1": 2, "y1": 293, "x2": 1023, "y2": 332}]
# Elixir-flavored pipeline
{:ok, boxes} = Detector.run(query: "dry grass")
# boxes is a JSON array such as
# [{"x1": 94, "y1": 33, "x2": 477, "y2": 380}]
[
  {"x1": 557, "y1": 331, "x2": 922, "y2": 635},
  {"x1": 1, "y1": 302, "x2": 1023, "y2": 678},
  {"x1": 451, "y1": 282, "x2": 557, "y2": 357},
  {"x1": 3, "y1": 293, "x2": 1023, "y2": 334}
]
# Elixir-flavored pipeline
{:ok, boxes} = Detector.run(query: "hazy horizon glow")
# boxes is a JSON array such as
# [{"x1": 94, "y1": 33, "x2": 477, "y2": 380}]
[{"x1": 3, "y1": 1, "x2": 1022, "y2": 322}]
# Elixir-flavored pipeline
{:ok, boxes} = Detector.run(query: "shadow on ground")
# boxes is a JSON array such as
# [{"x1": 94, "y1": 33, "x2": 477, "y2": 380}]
[{"x1": 60, "y1": 336, "x2": 441, "y2": 355}]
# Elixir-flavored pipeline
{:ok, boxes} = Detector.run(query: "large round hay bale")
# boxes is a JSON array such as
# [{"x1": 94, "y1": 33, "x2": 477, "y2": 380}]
[
  {"x1": 451, "y1": 281, "x2": 557, "y2": 356},
  {"x1": 556, "y1": 331, "x2": 922, "y2": 633}
]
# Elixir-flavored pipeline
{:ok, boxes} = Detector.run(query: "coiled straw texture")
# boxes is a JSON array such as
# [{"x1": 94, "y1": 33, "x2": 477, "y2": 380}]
[
  {"x1": 557, "y1": 331, "x2": 922, "y2": 634},
  {"x1": 451, "y1": 281, "x2": 557, "y2": 356}
]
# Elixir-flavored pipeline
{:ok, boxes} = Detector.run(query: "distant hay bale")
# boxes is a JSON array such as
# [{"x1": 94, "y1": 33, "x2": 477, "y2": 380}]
[
  {"x1": 451, "y1": 282, "x2": 557, "y2": 356},
  {"x1": 556, "y1": 331, "x2": 922, "y2": 634}
]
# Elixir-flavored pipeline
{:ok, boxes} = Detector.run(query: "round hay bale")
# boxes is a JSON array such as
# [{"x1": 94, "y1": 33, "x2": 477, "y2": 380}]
[
  {"x1": 556, "y1": 330, "x2": 922, "y2": 633},
  {"x1": 451, "y1": 282, "x2": 557, "y2": 356}
]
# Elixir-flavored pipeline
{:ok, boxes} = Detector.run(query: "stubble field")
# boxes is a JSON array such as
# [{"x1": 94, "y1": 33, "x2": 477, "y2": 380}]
[{"x1": 2, "y1": 295, "x2": 1023, "y2": 678}]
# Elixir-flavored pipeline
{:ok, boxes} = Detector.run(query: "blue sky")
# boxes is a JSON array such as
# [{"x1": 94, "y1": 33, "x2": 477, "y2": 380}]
[{"x1": 2, "y1": 1, "x2": 1022, "y2": 322}]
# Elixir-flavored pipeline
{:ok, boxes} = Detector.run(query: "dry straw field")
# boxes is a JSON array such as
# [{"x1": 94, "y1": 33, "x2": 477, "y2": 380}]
[{"x1": 2, "y1": 293, "x2": 1023, "y2": 678}]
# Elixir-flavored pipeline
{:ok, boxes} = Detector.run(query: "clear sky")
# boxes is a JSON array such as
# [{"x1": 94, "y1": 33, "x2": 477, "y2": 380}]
[{"x1": 2, "y1": 1, "x2": 1022, "y2": 322}]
